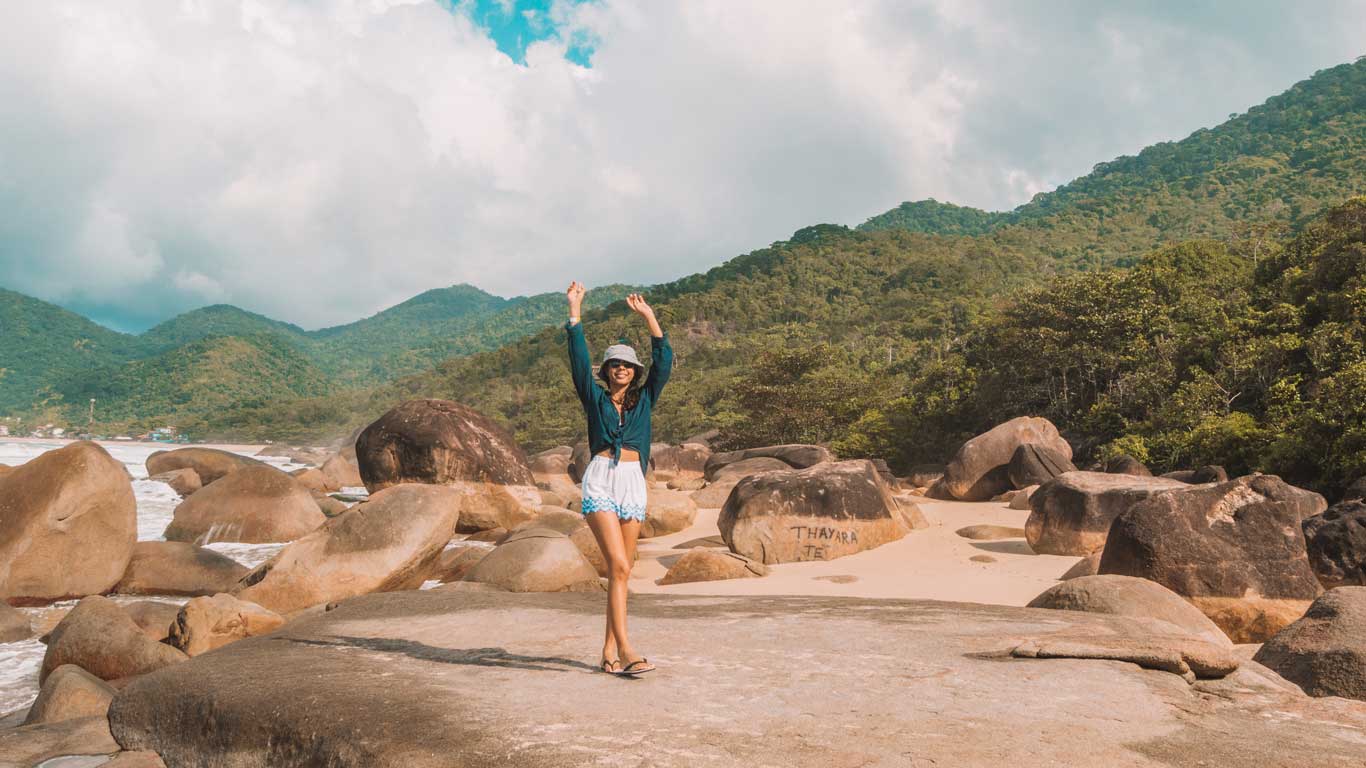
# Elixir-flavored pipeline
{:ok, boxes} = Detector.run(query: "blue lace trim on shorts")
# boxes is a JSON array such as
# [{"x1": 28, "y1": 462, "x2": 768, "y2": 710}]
[{"x1": 581, "y1": 496, "x2": 647, "y2": 522}]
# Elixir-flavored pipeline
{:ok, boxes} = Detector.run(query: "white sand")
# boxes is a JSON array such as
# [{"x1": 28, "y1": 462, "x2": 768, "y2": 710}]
[{"x1": 630, "y1": 498, "x2": 1080, "y2": 606}]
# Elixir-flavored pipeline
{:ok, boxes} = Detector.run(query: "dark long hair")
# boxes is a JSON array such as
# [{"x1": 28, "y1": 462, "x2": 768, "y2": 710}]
[{"x1": 598, "y1": 363, "x2": 644, "y2": 412}]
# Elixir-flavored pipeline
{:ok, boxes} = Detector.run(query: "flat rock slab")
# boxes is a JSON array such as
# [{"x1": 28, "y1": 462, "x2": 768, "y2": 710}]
[{"x1": 110, "y1": 591, "x2": 1366, "y2": 767}]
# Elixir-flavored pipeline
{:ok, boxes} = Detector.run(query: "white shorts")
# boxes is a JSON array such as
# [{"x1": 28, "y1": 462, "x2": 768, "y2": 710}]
[{"x1": 580, "y1": 455, "x2": 648, "y2": 522}]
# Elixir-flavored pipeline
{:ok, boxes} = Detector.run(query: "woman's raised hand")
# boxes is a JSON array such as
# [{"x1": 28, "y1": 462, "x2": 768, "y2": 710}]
[
  {"x1": 567, "y1": 281, "x2": 586, "y2": 314},
  {"x1": 626, "y1": 293, "x2": 654, "y2": 318}
]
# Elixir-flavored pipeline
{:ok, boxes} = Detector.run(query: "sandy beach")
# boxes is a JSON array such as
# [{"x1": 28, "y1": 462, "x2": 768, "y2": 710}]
[{"x1": 630, "y1": 497, "x2": 1080, "y2": 605}]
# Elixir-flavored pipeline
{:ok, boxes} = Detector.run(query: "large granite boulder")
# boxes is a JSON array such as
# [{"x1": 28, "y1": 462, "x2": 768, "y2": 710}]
[
  {"x1": 1025, "y1": 472, "x2": 1188, "y2": 556},
  {"x1": 356, "y1": 399, "x2": 540, "y2": 531},
  {"x1": 149, "y1": 468, "x2": 202, "y2": 497},
  {"x1": 290, "y1": 467, "x2": 329, "y2": 493},
  {"x1": 24, "y1": 664, "x2": 116, "y2": 725},
  {"x1": 235, "y1": 484, "x2": 462, "y2": 615},
  {"x1": 1099, "y1": 474, "x2": 1328, "y2": 642},
  {"x1": 1, "y1": 601, "x2": 32, "y2": 642},
  {"x1": 320, "y1": 453, "x2": 363, "y2": 490},
  {"x1": 113, "y1": 541, "x2": 249, "y2": 597},
  {"x1": 1008, "y1": 444, "x2": 1077, "y2": 490},
  {"x1": 703, "y1": 444, "x2": 832, "y2": 481},
  {"x1": 40, "y1": 595, "x2": 187, "y2": 683},
  {"x1": 1302, "y1": 500, "x2": 1366, "y2": 588},
  {"x1": 528, "y1": 446, "x2": 572, "y2": 476},
  {"x1": 660, "y1": 549, "x2": 768, "y2": 585},
  {"x1": 1161, "y1": 466, "x2": 1229, "y2": 485},
  {"x1": 567, "y1": 441, "x2": 593, "y2": 483},
  {"x1": 146, "y1": 447, "x2": 262, "y2": 485},
  {"x1": 163, "y1": 464, "x2": 326, "y2": 544},
  {"x1": 944, "y1": 417, "x2": 1072, "y2": 501},
  {"x1": 641, "y1": 489, "x2": 699, "y2": 538},
  {"x1": 123, "y1": 601, "x2": 182, "y2": 642},
  {"x1": 426, "y1": 544, "x2": 491, "y2": 583},
  {"x1": 0, "y1": 441, "x2": 137, "y2": 604},
  {"x1": 650, "y1": 443, "x2": 711, "y2": 481},
  {"x1": 0, "y1": 717, "x2": 120, "y2": 766},
  {"x1": 462, "y1": 528, "x2": 603, "y2": 592},
  {"x1": 906, "y1": 464, "x2": 946, "y2": 489},
  {"x1": 718, "y1": 460, "x2": 910, "y2": 564},
  {"x1": 1253, "y1": 587, "x2": 1366, "y2": 701},
  {"x1": 1104, "y1": 454, "x2": 1152, "y2": 477},
  {"x1": 1027, "y1": 575, "x2": 1231, "y2": 647},
  {"x1": 168, "y1": 593, "x2": 286, "y2": 657}
]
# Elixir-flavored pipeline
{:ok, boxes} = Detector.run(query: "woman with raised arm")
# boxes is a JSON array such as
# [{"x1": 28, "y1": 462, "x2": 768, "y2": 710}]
[{"x1": 564, "y1": 281, "x2": 672, "y2": 676}]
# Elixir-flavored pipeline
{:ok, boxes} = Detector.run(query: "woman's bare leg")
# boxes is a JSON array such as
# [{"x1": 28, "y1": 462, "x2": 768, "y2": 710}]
[
  {"x1": 614, "y1": 518, "x2": 646, "y2": 665},
  {"x1": 586, "y1": 511, "x2": 630, "y2": 664}
]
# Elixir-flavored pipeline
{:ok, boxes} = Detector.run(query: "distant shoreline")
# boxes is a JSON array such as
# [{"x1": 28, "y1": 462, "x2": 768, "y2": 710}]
[{"x1": 0, "y1": 435, "x2": 268, "y2": 454}]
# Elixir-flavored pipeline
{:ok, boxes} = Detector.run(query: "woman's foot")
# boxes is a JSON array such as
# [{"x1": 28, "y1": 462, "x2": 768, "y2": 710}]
[
  {"x1": 616, "y1": 656, "x2": 655, "y2": 675},
  {"x1": 600, "y1": 657, "x2": 621, "y2": 674}
]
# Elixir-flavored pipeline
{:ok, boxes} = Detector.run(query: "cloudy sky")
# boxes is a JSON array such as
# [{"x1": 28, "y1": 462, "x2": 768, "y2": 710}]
[{"x1": 3, "y1": 0, "x2": 1363, "y2": 332}]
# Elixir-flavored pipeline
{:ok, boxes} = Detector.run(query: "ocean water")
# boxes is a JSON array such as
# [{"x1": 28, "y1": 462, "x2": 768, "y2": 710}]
[{"x1": 0, "y1": 440, "x2": 336, "y2": 716}]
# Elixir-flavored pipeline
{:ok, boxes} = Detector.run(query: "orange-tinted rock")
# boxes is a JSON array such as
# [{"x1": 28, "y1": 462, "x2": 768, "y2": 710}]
[
  {"x1": 163, "y1": 465, "x2": 326, "y2": 544},
  {"x1": 0, "y1": 441, "x2": 136, "y2": 604}
]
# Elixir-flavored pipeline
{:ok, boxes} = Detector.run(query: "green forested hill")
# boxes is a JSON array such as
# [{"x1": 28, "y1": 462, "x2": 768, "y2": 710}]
[
  {"x1": 0, "y1": 288, "x2": 143, "y2": 414},
  {"x1": 141, "y1": 305, "x2": 311, "y2": 352},
  {"x1": 54, "y1": 334, "x2": 334, "y2": 425},
  {"x1": 1, "y1": 282, "x2": 628, "y2": 427},
  {"x1": 863, "y1": 60, "x2": 1366, "y2": 267}
]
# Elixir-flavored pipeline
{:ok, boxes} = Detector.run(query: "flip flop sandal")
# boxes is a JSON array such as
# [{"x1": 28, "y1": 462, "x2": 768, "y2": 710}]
[
  {"x1": 600, "y1": 658, "x2": 621, "y2": 674},
  {"x1": 616, "y1": 658, "x2": 655, "y2": 676}
]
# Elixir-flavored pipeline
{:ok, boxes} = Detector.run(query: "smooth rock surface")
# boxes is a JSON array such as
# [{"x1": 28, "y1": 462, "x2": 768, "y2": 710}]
[
  {"x1": 640, "y1": 489, "x2": 698, "y2": 538},
  {"x1": 703, "y1": 444, "x2": 832, "y2": 481},
  {"x1": 1027, "y1": 575, "x2": 1231, "y2": 647},
  {"x1": 462, "y1": 528, "x2": 603, "y2": 593},
  {"x1": 659, "y1": 549, "x2": 768, "y2": 585},
  {"x1": 355, "y1": 399, "x2": 539, "y2": 531},
  {"x1": 163, "y1": 465, "x2": 325, "y2": 545},
  {"x1": 718, "y1": 460, "x2": 910, "y2": 564},
  {"x1": 1254, "y1": 587, "x2": 1366, "y2": 701},
  {"x1": 944, "y1": 417, "x2": 1072, "y2": 501},
  {"x1": 0, "y1": 717, "x2": 119, "y2": 766},
  {"x1": 107, "y1": 589, "x2": 1366, "y2": 768},
  {"x1": 113, "y1": 541, "x2": 249, "y2": 597},
  {"x1": 235, "y1": 484, "x2": 462, "y2": 615},
  {"x1": 1099, "y1": 474, "x2": 1328, "y2": 642},
  {"x1": 0, "y1": 441, "x2": 137, "y2": 604},
  {"x1": 1302, "y1": 500, "x2": 1366, "y2": 588},
  {"x1": 1025, "y1": 472, "x2": 1187, "y2": 556},
  {"x1": 168, "y1": 593, "x2": 286, "y2": 657},
  {"x1": 149, "y1": 468, "x2": 202, "y2": 497},
  {"x1": 24, "y1": 664, "x2": 116, "y2": 725},
  {"x1": 41, "y1": 596, "x2": 188, "y2": 684},
  {"x1": 1008, "y1": 444, "x2": 1077, "y2": 490},
  {"x1": 146, "y1": 447, "x2": 263, "y2": 485},
  {"x1": 1105, "y1": 455, "x2": 1152, "y2": 477}
]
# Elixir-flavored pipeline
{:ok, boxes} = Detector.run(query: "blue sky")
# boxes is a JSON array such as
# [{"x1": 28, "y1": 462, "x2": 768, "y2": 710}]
[
  {"x1": 459, "y1": 0, "x2": 595, "y2": 66},
  {"x1": 2, "y1": 1, "x2": 1364, "y2": 333}
]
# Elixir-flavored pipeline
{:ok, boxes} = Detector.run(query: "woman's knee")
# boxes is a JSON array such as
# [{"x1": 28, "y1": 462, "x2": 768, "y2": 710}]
[{"x1": 607, "y1": 557, "x2": 632, "y2": 581}]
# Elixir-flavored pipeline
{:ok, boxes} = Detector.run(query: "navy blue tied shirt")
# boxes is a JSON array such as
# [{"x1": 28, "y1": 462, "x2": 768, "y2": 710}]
[{"x1": 565, "y1": 320, "x2": 673, "y2": 472}]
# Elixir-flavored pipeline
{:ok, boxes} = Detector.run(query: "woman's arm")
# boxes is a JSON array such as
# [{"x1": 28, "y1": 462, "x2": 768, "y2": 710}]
[
  {"x1": 565, "y1": 281, "x2": 596, "y2": 405},
  {"x1": 627, "y1": 293, "x2": 672, "y2": 402}
]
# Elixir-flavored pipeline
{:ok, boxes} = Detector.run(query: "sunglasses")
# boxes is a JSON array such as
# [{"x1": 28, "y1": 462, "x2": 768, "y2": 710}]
[{"x1": 605, "y1": 360, "x2": 633, "y2": 369}]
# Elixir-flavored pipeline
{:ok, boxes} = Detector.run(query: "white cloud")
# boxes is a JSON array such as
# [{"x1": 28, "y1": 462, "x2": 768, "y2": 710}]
[{"x1": 0, "y1": 0, "x2": 1361, "y2": 331}]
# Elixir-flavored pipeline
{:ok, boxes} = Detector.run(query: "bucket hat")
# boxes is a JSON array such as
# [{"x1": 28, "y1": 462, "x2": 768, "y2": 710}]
[{"x1": 601, "y1": 344, "x2": 642, "y2": 368}]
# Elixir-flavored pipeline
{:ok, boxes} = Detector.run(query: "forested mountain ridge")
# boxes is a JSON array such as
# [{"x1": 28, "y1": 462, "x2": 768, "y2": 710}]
[
  {"x1": 864, "y1": 59, "x2": 1366, "y2": 266},
  {"x1": 1, "y1": 282, "x2": 628, "y2": 420}
]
